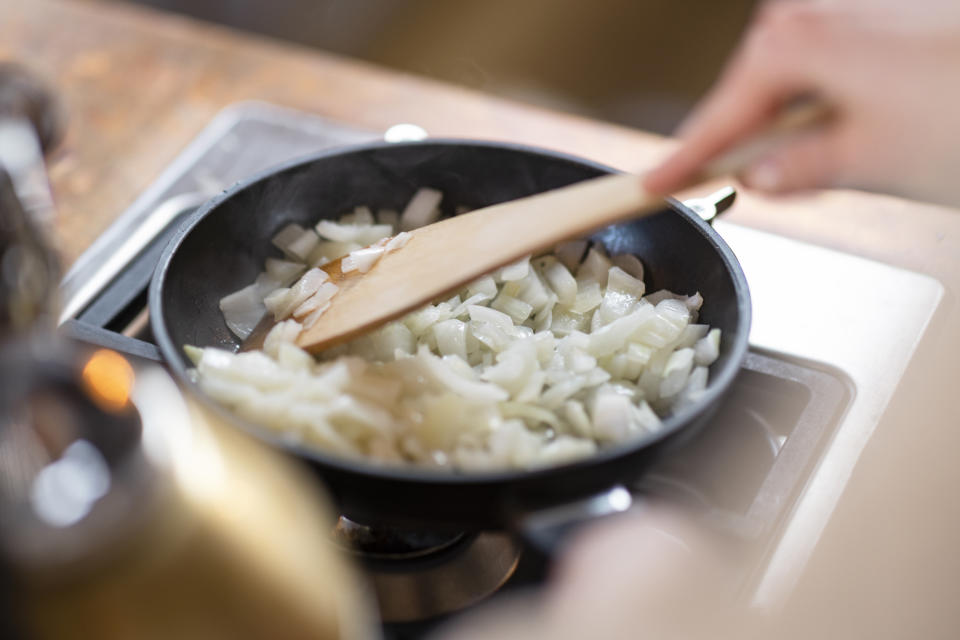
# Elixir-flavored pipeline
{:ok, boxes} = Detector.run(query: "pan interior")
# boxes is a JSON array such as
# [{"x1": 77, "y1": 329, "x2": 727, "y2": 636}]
[{"x1": 152, "y1": 141, "x2": 749, "y2": 483}]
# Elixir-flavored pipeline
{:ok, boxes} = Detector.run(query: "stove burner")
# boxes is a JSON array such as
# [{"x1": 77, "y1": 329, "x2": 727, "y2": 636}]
[
  {"x1": 332, "y1": 517, "x2": 521, "y2": 623},
  {"x1": 332, "y1": 517, "x2": 466, "y2": 560}
]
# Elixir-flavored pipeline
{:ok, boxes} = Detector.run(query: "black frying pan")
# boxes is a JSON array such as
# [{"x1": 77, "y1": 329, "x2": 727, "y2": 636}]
[{"x1": 149, "y1": 141, "x2": 751, "y2": 530}]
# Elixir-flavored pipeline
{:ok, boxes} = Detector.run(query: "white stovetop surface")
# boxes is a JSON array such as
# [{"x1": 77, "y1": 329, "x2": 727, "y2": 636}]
[{"x1": 715, "y1": 221, "x2": 944, "y2": 607}]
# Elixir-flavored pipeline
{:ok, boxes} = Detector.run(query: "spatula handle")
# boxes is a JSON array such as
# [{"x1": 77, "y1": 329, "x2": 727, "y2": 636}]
[{"x1": 295, "y1": 99, "x2": 832, "y2": 352}]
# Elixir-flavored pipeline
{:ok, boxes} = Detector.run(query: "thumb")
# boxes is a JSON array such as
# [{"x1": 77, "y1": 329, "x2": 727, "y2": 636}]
[{"x1": 739, "y1": 129, "x2": 841, "y2": 193}]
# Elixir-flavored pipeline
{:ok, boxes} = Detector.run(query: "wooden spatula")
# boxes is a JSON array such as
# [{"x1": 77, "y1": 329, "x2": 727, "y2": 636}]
[{"x1": 245, "y1": 100, "x2": 830, "y2": 355}]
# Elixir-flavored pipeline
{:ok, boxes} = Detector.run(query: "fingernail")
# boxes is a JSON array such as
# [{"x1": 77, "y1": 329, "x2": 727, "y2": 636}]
[{"x1": 743, "y1": 160, "x2": 782, "y2": 191}]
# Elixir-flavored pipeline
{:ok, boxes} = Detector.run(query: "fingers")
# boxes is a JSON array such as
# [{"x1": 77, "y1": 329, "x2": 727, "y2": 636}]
[
  {"x1": 739, "y1": 126, "x2": 841, "y2": 193},
  {"x1": 643, "y1": 2, "x2": 834, "y2": 195}
]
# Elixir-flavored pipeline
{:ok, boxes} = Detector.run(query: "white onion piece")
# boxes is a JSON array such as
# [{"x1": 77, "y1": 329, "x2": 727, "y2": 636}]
[
  {"x1": 550, "y1": 307, "x2": 589, "y2": 336},
  {"x1": 277, "y1": 342, "x2": 314, "y2": 372},
  {"x1": 694, "y1": 328, "x2": 721, "y2": 366},
  {"x1": 577, "y1": 247, "x2": 612, "y2": 287},
  {"x1": 385, "y1": 231, "x2": 412, "y2": 253},
  {"x1": 415, "y1": 346, "x2": 508, "y2": 403},
  {"x1": 432, "y1": 319, "x2": 468, "y2": 360},
  {"x1": 346, "y1": 323, "x2": 416, "y2": 361},
  {"x1": 315, "y1": 220, "x2": 392, "y2": 245},
  {"x1": 684, "y1": 292, "x2": 704, "y2": 312},
  {"x1": 467, "y1": 276, "x2": 498, "y2": 299},
  {"x1": 587, "y1": 305, "x2": 656, "y2": 357},
  {"x1": 499, "y1": 256, "x2": 530, "y2": 281},
  {"x1": 271, "y1": 223, "x2": 308, "y2": 254},
  {"x1": 265, "y1": 258, "x2": 306, "y2": 286},
  {"x1": 596, "y1": 286, "x2": 641, "y2": 327},
  {"x1": 287, "y1": 230, "x2": 320, "y2": 262},
  {"x1": 536, "y1": 436, "x2": 598, "y2": 466},
  {"x1": 377, "y1": 209, "x2": 399, "y2": 227},
  {"x1": 500, "y1": 401, "x2": 560, "y2": 430},
  {"x1": 660, "y1": 348, "x2": 695, "y2": 397},
  {"x1": 676, "y1": 323, "x2": 710, "y2": 349},
  {"x1": 563, "y1": 400, "x2": 592, "y2": 437},
  {"x1": 612, "y1": 253, "x2": 645, "y2": 280},
  {"x1": 293, "y1": 282, "x2": 339, "y2": 318},
  {"x1": 405, "y1": 304, "x2": 450, "y2": 336},
  {"x1": 347, "y1": 206, "x2": 375, "y2": 225},
  {"x1": 399, "y1": 187, "x2": 443, "y2": 230},
  {"x1": 590, "y1": 391, "x2": 636, "y2": 442},
  {"x1": 607, "y1": 266, "x2": 645, "y2": 299},
  {"x1": 555, "y1": 240, "x2": 588, "y2": 271},
  {"x1": 341, "y1": 245, "x2": 386, "y2": 274},
  {"x1": 452, "y1": 293, "x2": 491, "y2": 318},
  {"x1": 491, "y1": 293, "x2": 533, "y2": 324},
  {"x1": 644, "y1": 289, "x2": 686, "y2": 306},
  {"x1": 570, "y1": 281, "x2": 603, "y2": 314},
  {"x1": 543, "y1": 260, "x2": 577, "y2": 305},
  {"x1": 219, "y1": 284, "x2": 266, "y2": 339},
  {"x1": 480, "y1": 339, "x2": 538, "y2": 395},
  {"x1": 264, "y1": 268, "x2": 329, "y2": 320},
  {"x1": 634, "y1": 401, "x2": 662, "y2": 431},
  {"x1": 678, "y1": 365, "x2": 709, "y2": 406},
  {"x1": 263, "y1": 319, "x2": 303, "y2": 359},
  {"x1": 508, "y1": 270, "x2": 551, "y2": 313},
  {"x1": 308, "y1": 240, "x2": 361, "y2": 267},
  {"x1": 467, "y1": 304, "x2": 514, "y2": 330}
]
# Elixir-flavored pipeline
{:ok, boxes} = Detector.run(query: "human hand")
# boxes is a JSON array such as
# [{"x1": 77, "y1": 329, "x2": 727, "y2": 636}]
[{"x1": 643, "y1": 0, "x2": 960, "y2": 207}]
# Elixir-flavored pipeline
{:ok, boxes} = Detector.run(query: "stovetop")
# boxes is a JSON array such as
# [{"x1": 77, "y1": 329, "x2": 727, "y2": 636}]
[{"x1": 56, "y1": 102, "x2": 944, "y2": 631}]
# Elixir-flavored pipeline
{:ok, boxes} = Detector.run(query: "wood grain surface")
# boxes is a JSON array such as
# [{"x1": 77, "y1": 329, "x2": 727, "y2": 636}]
[{"x1": 2, "y1": 0, "x2": 959, "y2": 633}]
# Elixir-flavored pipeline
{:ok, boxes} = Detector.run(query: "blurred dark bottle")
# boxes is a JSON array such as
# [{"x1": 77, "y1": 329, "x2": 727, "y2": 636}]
[{"x1": 0, "y1": 64, "x2": 372, "y2": 640}]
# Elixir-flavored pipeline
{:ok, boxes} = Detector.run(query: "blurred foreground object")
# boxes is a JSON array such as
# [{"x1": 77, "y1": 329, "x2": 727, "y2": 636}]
[
  {"x1": 0, "y1": 63, "x2": 62, "y2": 333},
  {"x1": 437, "y1": 507, "x2": 767, "y2": 640},
  {"x1": 0, "y1": 64, "x2": 371, "y2": 639},
  {"x1": 1, "y1": 348, "x2": 372, "y2": 640}
]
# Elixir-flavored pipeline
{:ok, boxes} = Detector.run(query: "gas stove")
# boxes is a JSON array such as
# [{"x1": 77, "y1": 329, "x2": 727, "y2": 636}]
[{"x1": 56, "y1": 102, "x2": 944, "y2": 634}]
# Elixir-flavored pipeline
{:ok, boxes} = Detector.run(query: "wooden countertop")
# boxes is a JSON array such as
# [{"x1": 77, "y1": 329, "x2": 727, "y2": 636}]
[{"x1": 3, "y1": 0, "x2": 959, "y2": 633}]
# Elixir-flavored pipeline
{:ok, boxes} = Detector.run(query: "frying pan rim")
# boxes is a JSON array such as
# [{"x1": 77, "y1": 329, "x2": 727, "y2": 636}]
[{"x1": 149, "y1": 138, "x2": 751, "y2": 486}]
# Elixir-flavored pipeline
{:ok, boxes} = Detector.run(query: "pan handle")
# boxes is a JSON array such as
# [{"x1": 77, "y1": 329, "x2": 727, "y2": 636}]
[
  {"x1": 681, "y1": 186, "x2": 737, "y2": 224},
  {"x1": 516, "y1": 485, "x2": 638, "y2": 563}
]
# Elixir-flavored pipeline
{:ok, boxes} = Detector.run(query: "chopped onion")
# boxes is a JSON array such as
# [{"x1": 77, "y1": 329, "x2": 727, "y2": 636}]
[
  {"x1": 660, "y1": 348, "x2": 695, "y2": 397},
  {"x1": 219, "y1": 284, "x2": 267, "y2": 339},
  {"x1": 264, "y1": 268, "x2": 329, "y2": 320},
  {"x1": 199, "y1": 192, "x2": 723, "y2": 472},
  {"x1": 499, "y1": 256, "x2": 531, "y2": 281},
  {"x1": 271, "y1": 224, "x2": 319, "y2": 262},
  {"x1": 577, "y1": 247, "x2": 612, "y2": 287},
  {"x1": 377, "y1": 208, "x2": 399, "y2": 227},
  {"x1": 341, "y1": 245, "x2": 386, "y2": 274},
  {"x1": 570, "y1": 281, "x2": 603, "y2": 314},
  {"x1": 467, "y1": 276, "x2": 498, "y2": 299},
  {"x1": 265, "y1": 258, "x2": 306, "y2": 286},
  {"x1": 695, "y1": 328, "x2": 721, "y2": 366},
  {"x1": 612, "y1": 253, "x2": 645, "y2": 280},
  {"x1": 555, "y1": 240, "x2": 588, "y2": 271},
  {"x1": 293, "y1": 282, "x2": 339, "y2": 318},
  {"x1": 263, "y1": 319, "x2": 302, "y2": 359},
  {"x1": 315, "y1": 220, "x2": 392, "y2": 245},
  {"x1": 272, "y1": 223, "x2": 307, "y2": 254},
  {"x1": 432, "y1": 319, "x2": 469, "y2": 361},
  {"x1": 385, "y1": 231, "x2": 412, "y2": 253},
  {"x1": 543, "y1": 260, "x2": 578, "y2": 305},
  {"x1": 491, "y1": 292, "x2": 533, "y2": 324},
  {"x1": 399, "y1": 187, "x2": 443, "y2": 230}
]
